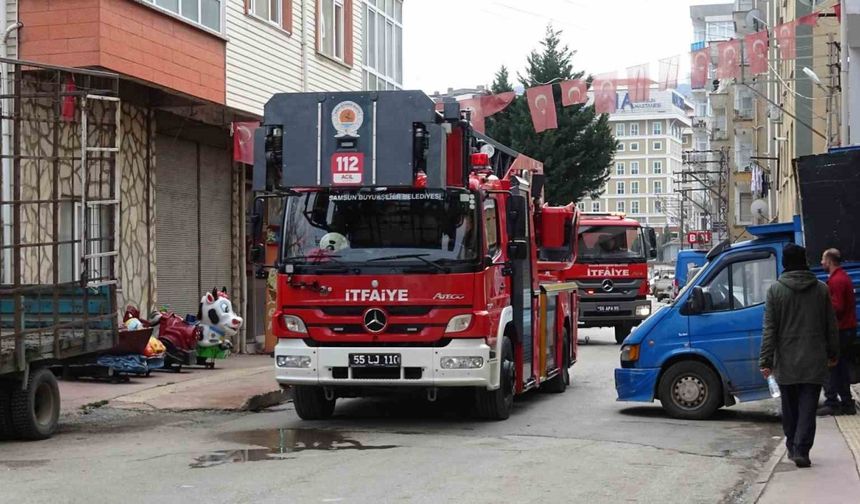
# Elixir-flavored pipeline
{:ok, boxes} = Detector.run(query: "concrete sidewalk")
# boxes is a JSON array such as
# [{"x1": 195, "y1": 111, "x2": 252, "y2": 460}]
[{"x1": 59, "y1": 354, "x2": 287, "y2": 414}]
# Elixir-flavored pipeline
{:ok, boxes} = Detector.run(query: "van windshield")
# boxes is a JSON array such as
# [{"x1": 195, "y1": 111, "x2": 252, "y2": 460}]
[{"x1": 576, "y1": 225, "x2": 646, "y2": 263}]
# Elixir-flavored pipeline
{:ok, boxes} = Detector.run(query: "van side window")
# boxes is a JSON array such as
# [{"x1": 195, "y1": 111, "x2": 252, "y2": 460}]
[
  {"x1": 484, "y1": 199, "x2": 499, "y2": 257},
  {"x1": 703, "y1": 254, "x2": 777, "y2": 312}
]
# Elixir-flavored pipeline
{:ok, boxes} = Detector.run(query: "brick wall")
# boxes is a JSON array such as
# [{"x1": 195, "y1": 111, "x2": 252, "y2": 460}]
[{"x1": 19, "y1": 0, "x2": 226, "y2": 104}]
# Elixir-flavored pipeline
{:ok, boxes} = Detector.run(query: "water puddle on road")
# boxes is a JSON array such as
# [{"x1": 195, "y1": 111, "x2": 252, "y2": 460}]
[{"x1": 191, "y1": 428, "x2": 398, "y2": 469}]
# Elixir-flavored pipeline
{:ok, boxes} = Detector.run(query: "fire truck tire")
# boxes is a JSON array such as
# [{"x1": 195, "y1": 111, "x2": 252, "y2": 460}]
[
  {"x1": 543, "y1": 329, "x2": 571, "y2": 393},
  {"x1": 0, "y1": 381, "x2": 15, "y2": 440},
  {"x1": 614, "y1": 324, "x2": 633, "y2": 344},
  {"x1": 293, "y1": 386, "x2": 336, "y2": 420},
  {"x1": 658, "y1": 361, "x2": 722, "y2": 420},
  {"x1": 476, "y1": 337, "x2": 514, "y2": 420},
  {"x1": 10, "y1": 367, "x2": 60, "y2": 440}
]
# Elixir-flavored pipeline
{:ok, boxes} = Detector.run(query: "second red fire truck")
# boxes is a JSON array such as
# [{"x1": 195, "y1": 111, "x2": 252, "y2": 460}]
[{"x1": 251, "y1": 91, "x2": 581, "y2": 420}]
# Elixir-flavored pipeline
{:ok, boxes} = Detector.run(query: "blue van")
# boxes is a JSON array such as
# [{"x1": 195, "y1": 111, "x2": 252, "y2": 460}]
[
  {"x1": 674, "y1": 249, "x2": 707, "y2": 299},
  {"x1": 614, "y1": 217, "x2": 860, "y2": 419}
]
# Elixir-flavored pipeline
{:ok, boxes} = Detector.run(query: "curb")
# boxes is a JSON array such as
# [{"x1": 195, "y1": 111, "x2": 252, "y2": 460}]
[{"x1": 745, "y1": 436, "x2": 787, "y2": 503}]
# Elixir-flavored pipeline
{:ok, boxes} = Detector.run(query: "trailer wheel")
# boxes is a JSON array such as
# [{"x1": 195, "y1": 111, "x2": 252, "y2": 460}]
[
  {"x1": 658, "y1": 361, "x2": 722, "y2": 420},
  {"x1": 543, "y1": 329, "x2": 570, "y2": 393},
  {"x1": 293, "y1": 386, "x2": 336, "y2": 420},
  {"x1": 615, "y1": 324, "x2": 633, "y2": 344},
  {"x1": 0, "y1": 381, "x2": 14, "y2": 440},
  {"x1": 476, "y1": 337, "x2": 514, "y2": 420},
  {"x1": 10, "y1": 368, "x2": 61, "y2": 440}
]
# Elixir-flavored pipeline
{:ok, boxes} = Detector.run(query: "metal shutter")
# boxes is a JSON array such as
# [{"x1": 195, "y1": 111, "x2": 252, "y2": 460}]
[
  {"x1": 198, "y1": 144, "x2": 233, "y2": 298},
  {"x1": 155, "y1": 135, "x2": 200, "y2": 316}
]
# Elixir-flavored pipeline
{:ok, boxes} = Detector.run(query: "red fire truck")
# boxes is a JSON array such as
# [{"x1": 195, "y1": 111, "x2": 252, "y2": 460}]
[
  {"x1": 251, "y1": 91, "x2": 580, "y2": 420},
  {"x1": 564, "y1": 213, "x2": 657, "y2": 344}
]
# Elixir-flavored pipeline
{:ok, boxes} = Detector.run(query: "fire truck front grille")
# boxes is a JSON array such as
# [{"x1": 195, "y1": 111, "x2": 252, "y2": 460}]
[
  {"x1": 313, "y1": 324, "x2": 442, "y2": 335},
  {"x1": 318, "y1": 305, "x2": 441, "y2": 316},
  {"x1": 330, "y1": 367, "x2": 424, "y2": 380}
]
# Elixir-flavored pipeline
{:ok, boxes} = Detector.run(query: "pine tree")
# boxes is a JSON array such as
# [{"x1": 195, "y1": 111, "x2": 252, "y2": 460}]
[{"x1": 486, "y1": 26, "x2": 616, "y2": 204}]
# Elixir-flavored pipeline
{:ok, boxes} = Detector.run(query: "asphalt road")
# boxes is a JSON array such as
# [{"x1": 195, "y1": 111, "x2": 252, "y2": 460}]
[{"x1": 0, "y1": 327, "x2": 783, "y2": 504}]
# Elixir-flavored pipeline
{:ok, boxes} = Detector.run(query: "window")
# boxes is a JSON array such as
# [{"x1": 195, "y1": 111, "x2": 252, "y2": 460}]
[
  {"x1": 616, "y1": 123, "x2": 625, "y2": 137},
  {"x1": 735, "y1": 86, "x2": 754, "y2": 119},
  {"x1": 484, "y1": 199, "x2": 500, "y2": 257},
  {"x1": 616, "y1": 181, "x2": 625, "y2": 195},
  {"x1": 654, "y1": 200, "x2": 663, "y2": 213},
  {"x1": 734, "y1": 134, "x2": 753, "y2": 171},
  {"x1": 738, "y1": 191, "x2": 753, "y2": 224},
  {"x1": 630, "y1": 161, "x2": 640, "y2": 175},
  {"x1": 631, "y1": 201, "x2": 640, "y2": 214},
  {"x1": 654, "y1": 180, "x2": 663, "y2": 194},
  {"x1": 631, "y1": 181, "x2": 639, "y2": 194},
  {"x1": 652, "y1": 121, "x2": 663, "y2": 135},
  {"x1": 702, "y1": 255, "x2": 777, "y2": 312},
  {"x1": 615, "y1": 162, "x2": 625, "y2": 175},
  {"x1": 576, "y1": 202, "x2": 585, "y2": 211},
  {"x1": 653, "y1": 160, "x2": 663, "y2": 174},
  {"x1": 251, "y1": 0, "x2": 282, "y2": 26},
  {"x1": 706, "y1": 20, "x2": 734, "y2": 41},
  {"x1": 617, "y1": 143, "x2": 625, "y2": 152},
  {"x1": 616, "y1": 200, "x2": 626, "y2": 213},
  {"x1": 592, "y1": 201, "x2": 600, "y2": 212},
  {"x1": 320, "y1": 0, "x2": 346, "y2": 61},
  {"x1": 653, "y1": 141, "x2": 663, "y2": 152},
  {"x1": 145, "y1": 0, "x2": 221, "y2": 31},
  {"x1": 630, "y1": 123, "x2": 640, "y2": 136},
  {"x1": 630, "y1": 142, "x2": 639, "y2": 152},
  {"x1": 363, "y1": 0, "x2": 403, "y2": 90}
]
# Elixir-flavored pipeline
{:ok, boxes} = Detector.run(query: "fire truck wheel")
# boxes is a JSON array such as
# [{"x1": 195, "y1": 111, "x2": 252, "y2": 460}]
[
  {"x1": 658, "y1": 361, "x2": 722, "y2": 420},
  {"x1": 543, "y1": 329, "x2": 571, "y2": 393},
  {"x1": 10, "y1": 367, "x2": 60, "y2": 440},
  {"x1": 476, "y1": 337, "x2": 514, "y2": 420},
  {"x1": 0, "y1": 381, "x2": 15, "y2": 440},
  {"x1": 293, "y1": 386, "x2": 336, "y2": 420},
  {"x1": 614, "y1": 324, "x2": 633, "y2": 344}
]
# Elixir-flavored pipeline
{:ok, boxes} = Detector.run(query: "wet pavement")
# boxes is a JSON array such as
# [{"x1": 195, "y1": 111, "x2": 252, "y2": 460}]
[{"x1": 0, "y1": 327, "x2": 783, "y2": 503}]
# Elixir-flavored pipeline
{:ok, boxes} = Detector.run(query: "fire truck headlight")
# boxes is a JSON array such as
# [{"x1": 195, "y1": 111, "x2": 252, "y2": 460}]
[
  {"x1": 635, "y1": 305, "x2": 651, "y2": 317},
  {"x1": 444, "y1": 314, "x2": 473, "y2": 334},
  {"x1": 276, "y1": 355, "x2": 312, "y2": 368},
  {"x1": 440, "y1": 356, "x2": 484, "y2": 369},
  {"x1": 282, "y1": 315, "x2": 308, "y2": 334}
]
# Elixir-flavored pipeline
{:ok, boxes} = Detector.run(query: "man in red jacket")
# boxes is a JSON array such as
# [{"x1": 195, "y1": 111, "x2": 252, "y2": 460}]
[{"x1": 818, "y1": 248, "x2": 858, "y2": 416}]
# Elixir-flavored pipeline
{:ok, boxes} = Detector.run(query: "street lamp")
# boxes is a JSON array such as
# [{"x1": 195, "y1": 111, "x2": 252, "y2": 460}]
[{"x1": 802, "y1": 67, "x2": 823, "y2": 87}]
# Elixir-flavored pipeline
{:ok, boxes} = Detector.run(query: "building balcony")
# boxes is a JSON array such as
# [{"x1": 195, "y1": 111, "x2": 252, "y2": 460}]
[{"x1": 18, "y1": 0, "x2": 227, "y2": 104}]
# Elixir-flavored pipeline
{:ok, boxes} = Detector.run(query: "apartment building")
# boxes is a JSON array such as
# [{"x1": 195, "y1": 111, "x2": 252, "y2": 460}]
[
  {"x1": 2, "y1": 0, "x2": 403, "y2": 349},
  {"x1": 579, "y1": 89, "x2": 693, "y2": 248}
]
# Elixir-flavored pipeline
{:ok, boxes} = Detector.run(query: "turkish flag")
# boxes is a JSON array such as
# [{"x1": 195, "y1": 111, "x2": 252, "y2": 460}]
[
  {"x1": 627, "y1": 64, "x2": 650, "y2": 103},
  {"x1": 458, "y1": 92, "x2": 515, "y2": 133},
  {"x1": 745, "y1": 31, "x2": 769, "y2": 75},
  {"x1": 835, "y1": 3, "x2": 842, "y2": 22},
  {"x1": 593, "y1": 76, "x2": 617, "y2": 114},
  {"x1": 690, "y1": 48, "x2": 710, "y2": 89},
  {"x1": 716, "y1": 39, "x2": 741, "y2": 80},
  {"x1": 798, "y1": 12, "x2": 819, "y2": 26},
  {"x1": 233, "y1": 121, "x2": 259, "y2": 165},
  {"x1": 560, "y1": 79, "x2": 587, "y2": 106},
  {"x1": 526, "y1": 85, "x2": 558, "y2": 133},
  {"x1": 61, "y1": 76, "x2": 76, "y2": 122},
  {"x1": 775, "y1": 21, "x2": 796, "y2": 61},
  {"x1": 658, "y1": 56, "x2": 679, "y2": 91}
]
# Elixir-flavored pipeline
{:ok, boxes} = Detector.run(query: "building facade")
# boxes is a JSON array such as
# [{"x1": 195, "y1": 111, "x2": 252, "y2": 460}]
[
  {"x1": 578, "y1": 89, "x2": 693, "y2": 257},
  {"x1": 1, "y1": 0, "x2": 403, "y2": 351}
]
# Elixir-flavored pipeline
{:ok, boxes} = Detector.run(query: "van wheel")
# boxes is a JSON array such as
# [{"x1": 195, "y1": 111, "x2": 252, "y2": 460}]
[
  {"x1": 10, "y1": 368, "x2": 61, "y2": 440},
  {"x1": 292, "y1": 386, "x2": 336, "y2": 420},
  {"x1": 614, "y1": 324, "x2": 632, "y2": 344},
  {"x1": 658, "y1": 361, "x2": 722, "y2": 420},
  {"x1": 476, "y1": 337, "x2": 514, "y2": 420},
  {"x1": 0, "y1": 381, "x2": 14, "y2": 440},
  {"x1": 543, "y1": 329, "x2": 570, "y2": 393}
]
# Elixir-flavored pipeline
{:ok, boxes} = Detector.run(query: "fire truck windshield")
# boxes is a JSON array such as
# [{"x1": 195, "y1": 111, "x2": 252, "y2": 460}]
[
  {"x1": 576, "y1": 225, "x2": 646, "y2": 263},
  {"x1": 281, "y1": 189, "x2": 480, "y2": 272}
]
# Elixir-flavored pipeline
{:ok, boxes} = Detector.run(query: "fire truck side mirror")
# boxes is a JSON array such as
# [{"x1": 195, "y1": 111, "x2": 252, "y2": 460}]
[
  {"x1": 508, "y1": 195, "x2": 528, "y2": 240},
  {"x1": 508, "y1": 240, "x2": 529, "y2": 261},
  {"x1": 645, "y1": 227, "x2": 658, "y2": 259}
]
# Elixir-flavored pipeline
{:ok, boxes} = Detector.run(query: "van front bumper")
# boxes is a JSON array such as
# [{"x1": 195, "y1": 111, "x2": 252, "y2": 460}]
[
  {"x1": 274, "y1": 338, "x2": 496, "y2": 390},
  {"x1": 615, "y1": 367, "x2": 659, "y2": 402}
]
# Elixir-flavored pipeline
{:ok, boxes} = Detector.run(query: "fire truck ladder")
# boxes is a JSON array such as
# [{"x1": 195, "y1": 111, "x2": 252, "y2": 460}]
[{"x1": 79, "y1": 94, "x2": 121, "y2": 288}]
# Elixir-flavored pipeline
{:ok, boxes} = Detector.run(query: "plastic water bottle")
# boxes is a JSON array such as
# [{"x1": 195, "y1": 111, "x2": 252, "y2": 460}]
[{"x1": 768, "y1": 375, "x2": 781, "y2": 398}]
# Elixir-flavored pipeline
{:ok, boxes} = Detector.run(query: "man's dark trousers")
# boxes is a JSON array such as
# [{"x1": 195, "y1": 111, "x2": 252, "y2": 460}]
[
  {"x1": 780, "y1": 383, "x2": 822, "y2": 456},
  {"x1": 824, "y1": 329, "x2": 856, "y2": 409}
]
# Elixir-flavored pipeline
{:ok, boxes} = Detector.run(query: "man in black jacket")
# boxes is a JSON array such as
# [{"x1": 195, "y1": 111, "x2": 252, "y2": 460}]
[{"x1": 759, "y1": 244, "x2": 839, "y2": 468}]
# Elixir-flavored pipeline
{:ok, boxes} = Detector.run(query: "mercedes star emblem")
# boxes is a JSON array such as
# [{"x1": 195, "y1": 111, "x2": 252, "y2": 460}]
[
  {"x1": 363, "y1": 308, "x2": 387, "y2": 333},
  {"x1": 601, "y1": 279, "x2": 615, "y2": 292}
]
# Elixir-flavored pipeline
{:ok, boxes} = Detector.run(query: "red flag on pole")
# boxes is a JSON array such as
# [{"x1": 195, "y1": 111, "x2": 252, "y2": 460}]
[
  {"x1": 745, "y1": 31, "x2": 769, "y2": 75},
  {"x1": 61, "y1": 76, "x2": 76, "y2": 122},
  {"x1": 560, "y1": 79, "x2": 587, "y2": 106},
  {"x1": 835, "y1": 3, "x2": 842, "y2": 22},
  {"x1": 627, "y1": 64, "x2": 650, "y2": 103},
  {"x1": 233, "y1": 121, "x2": 259, "y2": 164},
  {"x1": 658, "y1": 56, "x2": 679, "y2": 91},
  {"x1": 593, "y1": 75, "x2": 617, "y2": 114},
  {"x1": 798, "y1": 12, "x2": 819, "y2": 26},
  {"x1": 526, "y1": 85, "x2": 558, "y2": 133},
  {"x1": 458, "y1": 92, "x2": 515, "y2": 133},
  {"x1": 690, "y1": 48, "x2": 710, "y2": 89},
  {"x1": 775, "y1": 21, "x2": 796, "y2": 60},
  {"x1": 716, "y1": 39, "x2": 741, "y2": 80}
]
